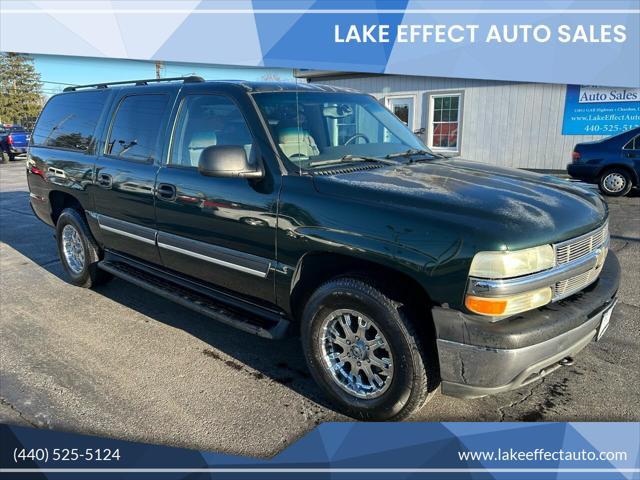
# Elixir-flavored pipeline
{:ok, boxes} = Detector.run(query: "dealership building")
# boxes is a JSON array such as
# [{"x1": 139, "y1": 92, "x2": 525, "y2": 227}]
[{"x1": 295, "y1": 71, "x2": 640, "y2": 172}]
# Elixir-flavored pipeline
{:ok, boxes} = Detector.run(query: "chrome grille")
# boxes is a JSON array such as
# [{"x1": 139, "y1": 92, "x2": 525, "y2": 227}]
[
  {"x1": 552, "y1": 222, "x2": 609, "y2": 300},
  {"x1": 555, "y1": 222, "x2": 608, "y2": 265},
  {"x1": 554, "y1": 269, "x2": 599, "y2": 299}
]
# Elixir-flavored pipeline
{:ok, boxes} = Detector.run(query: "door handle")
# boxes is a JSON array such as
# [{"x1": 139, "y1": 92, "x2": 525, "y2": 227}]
[
  {"x1": 242, "y1": 217, "x2": 267, "y2": 227},
  {"x1": 97, "y1": 173, "x2": 112, "y2": 188},
  {"x1": 156, "y1": 183, "x2": 177, "y2": 201}
]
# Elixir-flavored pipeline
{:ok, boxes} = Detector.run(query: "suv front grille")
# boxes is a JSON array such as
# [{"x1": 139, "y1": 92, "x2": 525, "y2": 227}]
[
  {"x1": 555, "y1": 222, "x2": 608, "y2": 265},
  {"x1": 552, "y1": 222, "x2": 609, "y2": 300},
  {"x1": 554, "y1": 269, "x2": 599, "y2": 298}
]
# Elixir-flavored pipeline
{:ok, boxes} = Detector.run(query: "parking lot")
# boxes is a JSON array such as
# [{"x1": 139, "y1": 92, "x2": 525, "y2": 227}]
[{"x1": 1, "y1": 159, "x2": 639, "y2": 457}]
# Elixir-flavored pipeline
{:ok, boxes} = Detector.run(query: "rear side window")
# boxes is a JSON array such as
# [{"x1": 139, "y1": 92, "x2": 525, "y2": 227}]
[
  {"x1": 623, "y1": 135, "x2": 639, "y2": 150},
  {"x1": 32, "y1": 91, "x2": 107, "y2": 152},
  {"x1": 105, "y1": 94, "x2": 169, "y2": 163}
]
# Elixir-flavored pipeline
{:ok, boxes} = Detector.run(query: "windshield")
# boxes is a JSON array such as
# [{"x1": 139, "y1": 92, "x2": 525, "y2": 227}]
[{"x1": 253, "y1": 92, "x2": 432, "y2": 170}]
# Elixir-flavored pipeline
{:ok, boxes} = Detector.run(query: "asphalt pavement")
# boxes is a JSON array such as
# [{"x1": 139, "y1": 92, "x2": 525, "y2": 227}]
[{"x1": 1, "y1": 160, "x2": 638, "y2": 457}]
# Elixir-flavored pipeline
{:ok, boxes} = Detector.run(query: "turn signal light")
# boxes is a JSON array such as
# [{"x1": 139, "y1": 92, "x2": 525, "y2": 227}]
[
  {"x1": 465, "y1": 287, "x2": 553, "y2": 317},
  {"x1": 465, "y1": 296, "x2": 508, "y2": 315}
]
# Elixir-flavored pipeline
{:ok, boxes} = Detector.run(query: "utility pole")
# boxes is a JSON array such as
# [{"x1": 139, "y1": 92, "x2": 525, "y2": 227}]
[{"x1": 155, "y1": 61, "x2": 164, "y2": 79}]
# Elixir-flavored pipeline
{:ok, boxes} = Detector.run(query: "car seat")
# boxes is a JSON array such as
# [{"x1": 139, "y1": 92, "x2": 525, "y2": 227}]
[{"x1": 278, "y1": 127, "x2": 319, "y2": 159}]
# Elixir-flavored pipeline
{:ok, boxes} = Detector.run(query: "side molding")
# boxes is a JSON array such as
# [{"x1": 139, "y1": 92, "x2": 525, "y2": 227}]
[{"x1": 90, "y1": 212, "x2": 284, "y2": 278}]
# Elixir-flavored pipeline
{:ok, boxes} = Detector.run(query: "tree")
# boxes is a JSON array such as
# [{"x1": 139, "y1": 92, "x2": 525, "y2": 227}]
[{"x1": 0, "y1": 53, "x2": 43, "y2": 127}]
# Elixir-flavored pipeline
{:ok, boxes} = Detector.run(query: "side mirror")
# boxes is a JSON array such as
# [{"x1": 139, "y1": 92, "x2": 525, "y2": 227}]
[{"x1": 198, "y1": 145, "x2": 263, "y2": 179}]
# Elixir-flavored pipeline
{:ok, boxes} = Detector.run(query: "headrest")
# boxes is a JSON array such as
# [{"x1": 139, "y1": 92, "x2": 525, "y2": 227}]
[
  {"x1": 279, "y1": 127, "x2": 304, "y2": 144},
  {"x1": 187, "y1": 131, "x2": 217, "y2": 166},
  {"x1": 188, "y1": 131, "x2": 217, "y2": 150}
]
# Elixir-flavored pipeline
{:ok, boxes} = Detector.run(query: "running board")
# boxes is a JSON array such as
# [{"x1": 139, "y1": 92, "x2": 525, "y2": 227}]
[{"x1": 98, "y1": 260, "x2": 290, "y2": 339}]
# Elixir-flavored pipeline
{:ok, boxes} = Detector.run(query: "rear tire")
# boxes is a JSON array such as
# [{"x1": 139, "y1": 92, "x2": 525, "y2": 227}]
[
  {"x1": 56, "y1": 208, "x2": 111, "y2": 288},
  {"x1": 598, "y1": 168, "x2": 633, "y2": 196},
  {"x1": 301, "y1": 277, "x2": 435, "y2": 420}
]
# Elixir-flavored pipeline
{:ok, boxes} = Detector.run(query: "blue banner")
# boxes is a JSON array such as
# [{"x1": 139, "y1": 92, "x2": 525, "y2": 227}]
[
  {"x1": 1, "y1": 423, "x2": 638, "y2": 479},
  {"x1": 563, "y1": 85, "x2": 640, "y2": 135},
  {"x1": 1, "y1": 0, "x2": 639, "y2": 87}
]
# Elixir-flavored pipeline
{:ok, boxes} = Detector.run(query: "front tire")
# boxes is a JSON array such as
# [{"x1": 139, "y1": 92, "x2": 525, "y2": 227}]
[
  {"x1": 56, "y1": 208, "x2": 111, "y2": 288},
  {"x1": 301, "y1": 277, "x2": 434, "y2": 420},
  {"x1": 598, "y1": 168, "x2": 633, "y2": 196}
]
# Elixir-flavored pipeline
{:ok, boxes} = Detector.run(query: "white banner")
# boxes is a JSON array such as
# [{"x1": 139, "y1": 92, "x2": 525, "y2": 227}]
[{"x1": 578, "y1": 86, "x2": 640, "y2": 103}]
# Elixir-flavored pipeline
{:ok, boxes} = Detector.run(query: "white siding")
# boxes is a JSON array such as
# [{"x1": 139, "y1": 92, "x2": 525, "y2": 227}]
[{"x1": 307, "y1": 75, "x2": 606, "y2": 170}]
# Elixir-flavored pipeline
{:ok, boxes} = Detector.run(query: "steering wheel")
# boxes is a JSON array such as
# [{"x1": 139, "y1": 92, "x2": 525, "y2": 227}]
[{"x1": 344, "y1": 133, "x2": 371, "y2": 145}]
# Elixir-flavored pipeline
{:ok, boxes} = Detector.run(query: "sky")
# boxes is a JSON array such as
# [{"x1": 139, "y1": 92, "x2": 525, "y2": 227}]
[{"x1": 31, "y1": 54, "x2": 295, "y2": 96}]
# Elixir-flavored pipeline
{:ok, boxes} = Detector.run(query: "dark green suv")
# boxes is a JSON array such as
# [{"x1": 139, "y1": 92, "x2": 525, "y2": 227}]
[{"x1": 27, "y1": 77, "x2": 620, "y2": 420}]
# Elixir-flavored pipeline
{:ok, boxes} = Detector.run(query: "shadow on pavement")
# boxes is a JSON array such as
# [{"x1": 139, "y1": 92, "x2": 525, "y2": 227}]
[{"x1": 0, "y1": 188, "x2": 334, "y2": 413}]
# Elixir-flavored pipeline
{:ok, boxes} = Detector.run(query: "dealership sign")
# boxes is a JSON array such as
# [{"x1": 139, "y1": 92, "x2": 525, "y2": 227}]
[{"x1": 562, "y1": 85, "x2": 640, "y2": 135}]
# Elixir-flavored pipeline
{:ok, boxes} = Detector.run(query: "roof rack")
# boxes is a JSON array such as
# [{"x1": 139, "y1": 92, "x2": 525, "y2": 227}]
[{"x1": 63, "y1": 75, "x2": 205, "y2": 92}]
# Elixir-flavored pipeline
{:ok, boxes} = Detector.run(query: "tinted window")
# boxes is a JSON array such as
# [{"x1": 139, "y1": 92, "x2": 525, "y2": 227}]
[
  {"x1": 170, "y1": 95, "x2": 253, "y2": 168},
  {"x1": 623, "y1": 135, "x2": 638, "y2": 150},
  {"x1": 32, "y1": 91, "x2": 107, "y2": 151},
  {"x1": 106, "y1": 94, "x2": 169, "y2": 162}
]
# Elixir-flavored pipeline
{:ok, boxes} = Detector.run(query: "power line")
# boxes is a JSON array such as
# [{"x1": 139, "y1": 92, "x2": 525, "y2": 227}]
[{"x1": 40, "y1": 80, "x2": 75, "y2": 86}]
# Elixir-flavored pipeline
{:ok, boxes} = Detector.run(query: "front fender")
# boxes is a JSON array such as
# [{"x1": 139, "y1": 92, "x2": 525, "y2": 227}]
[{"x1": 277, "y1": 225, "x2": 470, "y2": 313}]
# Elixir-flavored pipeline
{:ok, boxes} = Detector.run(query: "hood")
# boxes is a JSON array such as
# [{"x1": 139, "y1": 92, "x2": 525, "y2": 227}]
[{"x1": 313, "y1": 159, "x2": 607, "y2": 250}]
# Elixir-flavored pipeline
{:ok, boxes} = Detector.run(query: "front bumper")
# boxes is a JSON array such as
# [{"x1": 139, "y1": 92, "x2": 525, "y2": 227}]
[
  {"x1": 433, "y1": 251, "x2": 620, "y2": 399},
  {"x1": 567, "y1": 163, "x2": 598, "y2": 183}
]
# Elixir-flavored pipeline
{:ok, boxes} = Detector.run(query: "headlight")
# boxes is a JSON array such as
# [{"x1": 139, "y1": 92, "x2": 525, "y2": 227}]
[{"x1": 469, "y1": 244, "x2": 555, "y2": 279}]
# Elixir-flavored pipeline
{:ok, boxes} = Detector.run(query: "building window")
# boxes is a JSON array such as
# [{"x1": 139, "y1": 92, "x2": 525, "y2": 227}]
[
  {"x1": 335, "y1": 108, "x2": 358, "y2": 145},
  {"x1": 385, "y1": 95, "x2": 416, "y2": 131},
  {"x1": 428, "y1": 93, "x2": 462, "y2": 152}
]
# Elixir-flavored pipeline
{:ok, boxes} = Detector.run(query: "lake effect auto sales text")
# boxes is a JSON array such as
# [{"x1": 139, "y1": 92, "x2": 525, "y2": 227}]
[{"x1": 334, "y1": 24, "x2": 627, "y2": 44}]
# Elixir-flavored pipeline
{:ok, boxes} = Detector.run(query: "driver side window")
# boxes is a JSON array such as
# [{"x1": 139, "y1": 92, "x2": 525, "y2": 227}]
[{"x1": 169, "y1": 94, "x2": 254, "y2": 168}]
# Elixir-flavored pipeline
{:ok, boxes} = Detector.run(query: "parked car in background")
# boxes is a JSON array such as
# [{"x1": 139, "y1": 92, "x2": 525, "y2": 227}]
[
  {"x1": 568, "y1": 127, "x2": 640, "y2": 197},
  {"x1": 0, "y1": 124, "x2": 31, "y2": 162}
]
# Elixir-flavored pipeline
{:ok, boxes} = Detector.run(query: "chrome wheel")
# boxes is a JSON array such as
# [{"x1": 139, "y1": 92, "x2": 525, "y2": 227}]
[
  {"x1": 320, "y1": 309, "x2": 394, "y2": 399},
  {"x1": 603, "y1": 172, "x2": 626, "y2": 193},
  {"x1": 61, "y1": 224, "x2": 85, "y2": 274}
]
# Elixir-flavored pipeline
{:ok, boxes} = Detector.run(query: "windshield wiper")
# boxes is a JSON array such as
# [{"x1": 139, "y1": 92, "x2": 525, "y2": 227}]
[
  {"x1": 339, "y1": 154, "x2": 398, "y2": 165},
  {"x1": 385, "y1": 149, "x2": 445, "y2": 161},
  {"x1": 310, "y1": 155, "x2": 397, "y2": 167}
]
